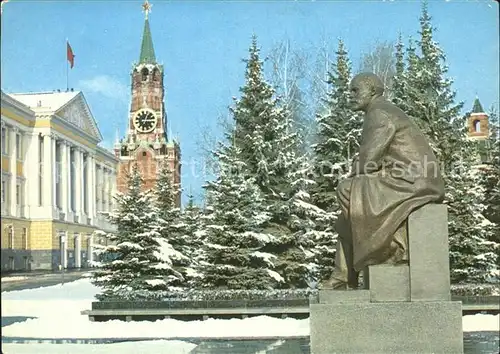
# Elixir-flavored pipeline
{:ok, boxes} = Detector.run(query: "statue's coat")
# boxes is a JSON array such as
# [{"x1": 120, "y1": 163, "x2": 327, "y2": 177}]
[{"x1": 348, "y1": 96, "x2": 445, "y2": 271}]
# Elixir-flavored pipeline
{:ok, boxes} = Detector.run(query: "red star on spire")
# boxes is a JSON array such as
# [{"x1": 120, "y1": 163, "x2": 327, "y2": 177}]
[{"x1": 142, "y1": 0, "x2": 152, "y2": 19}]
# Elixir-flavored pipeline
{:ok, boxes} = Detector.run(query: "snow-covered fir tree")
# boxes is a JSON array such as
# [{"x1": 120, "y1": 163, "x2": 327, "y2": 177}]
[
  {"x1": 153, "y1": 160, "x2": 193, "y2": 288},
  {"x1": 175, "y1": 192, "x2": 207, "y2": 287},
  {"x1": 201, "y1": 142, "x2": 282, "y2": 290},
  {"x1": 92, "y1": 164, "x2": 183, "y2": 300},
  {"x1": 407, "y1": 6, "x2": 464, "y2": 165},
  {"x1": 227, "y1": 35, "x2": 322, "y2": 288},
  {"x1": 481, "y1": 108, "x2": 500, "y2": 226},
  {"x1": 445, "y1": 153, "x2": 498, "y2": 283},
  {"x1": 395, "y1": 2, "x2": 498, "y2": 283},
  {"x1": 309, "y1": 39, "x2": 362, "y2": 281},
  {"x1": 391, "y1": 33, "x2": 406, "y2": 109},
  {"x1": 477, "y1": 107, "x2": 500, "y2": 282}
]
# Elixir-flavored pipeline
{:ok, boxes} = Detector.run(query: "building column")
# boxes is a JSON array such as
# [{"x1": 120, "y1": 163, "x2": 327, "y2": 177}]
[
  {"x1": 60, "y1": 141, "x2": 69, "y2": 220},
  {"x1": 110, "y1": 170, "x2": 117, "y2": 211},
  {"x1": 100, "y1": 166, "x2": 105, "y2": 213},
  {"x1": 75, "y1": 233, "x2": 81, "y2": 268},
  {"x1": 74, "y1": 147, "x2": 82, "y2": 222},
  {"x1": 87, "y1": 234, "x2": 94, "y2": 265},
  {"x1": 106, "y1": 169, "x2": 110, "y2": 213},
  {"x1": 87, "y1": 153, "x2": 95, "y2": 225},
  {"x1": 60, "y1": 231, "x2": 68, "y2": 269},
  {"x1": 96, "y1": 164, "x2": 102, "y2": 215},
  {"x1": 42, "y1": 132, "x2": 54, "y2": 212},
  {"x1": 101, "y1": 168, "x2": 107, "y2": 212},
  {"x1": 22, "y1": 133, "x2": 34, "y2": 217},
  {"x1": 67, "y1": 144, "x2": 74, "y2": 220},
  {"x1": 9, "y1": 127, "x2": 18, "y2": 216},
  {"x1": 80, "y1": 150, "x2": 86, "y2": 223},
  {"x1": 52, "y1": 136, "x2": 58, "y2": 214}
]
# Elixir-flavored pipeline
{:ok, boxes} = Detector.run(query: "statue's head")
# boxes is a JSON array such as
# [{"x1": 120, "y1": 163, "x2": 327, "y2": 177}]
[{"x1": 349, "y1": 73, "x2": 384, "y2": 112}]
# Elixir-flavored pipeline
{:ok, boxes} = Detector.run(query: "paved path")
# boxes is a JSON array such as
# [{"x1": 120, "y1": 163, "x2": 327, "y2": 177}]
[{"x1": 1, "y1": 269, "x2": 93, "y2": 292}]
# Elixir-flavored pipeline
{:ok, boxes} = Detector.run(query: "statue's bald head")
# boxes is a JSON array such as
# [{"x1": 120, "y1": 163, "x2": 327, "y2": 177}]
[
  {"x1": 349, "y1": 72, "x2": 385, "y2": 112},
  {"x1": 351, "y1": 73, "x2": 385, "y2": 96}
]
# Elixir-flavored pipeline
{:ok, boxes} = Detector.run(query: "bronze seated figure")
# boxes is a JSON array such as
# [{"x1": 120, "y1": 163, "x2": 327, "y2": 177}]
[{"x1": 320, "y1": 72, "x2": 445, "y2": 290}]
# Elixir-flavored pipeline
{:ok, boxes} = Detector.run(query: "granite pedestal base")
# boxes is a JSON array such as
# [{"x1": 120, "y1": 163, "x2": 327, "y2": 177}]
[
  {"x1": 310, "y1": 300, "x2": 463, "y2": 354},
  {"x1": 310, "y1": 204, "x2": 464, "y2": 353}
]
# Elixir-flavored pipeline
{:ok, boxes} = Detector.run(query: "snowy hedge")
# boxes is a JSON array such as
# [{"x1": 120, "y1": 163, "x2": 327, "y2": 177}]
[
  {"x1": 95, "y1": 283, "x2": 499, "y2": 302},
  {"x1": 97, "y1": 288, "x2": 318, "y2": 301},
  {"x1": 450, "y1": 284, "x2": 500, "y2": 297}
]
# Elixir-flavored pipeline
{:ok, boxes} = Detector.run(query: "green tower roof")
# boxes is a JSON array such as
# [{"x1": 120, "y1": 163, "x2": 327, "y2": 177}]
[
  {"x1": 472, "y1": 97, "x2": 484, "y2": 114},
  {"x1": 139, "y1": 18, "x2": 156, "y2": 64}
]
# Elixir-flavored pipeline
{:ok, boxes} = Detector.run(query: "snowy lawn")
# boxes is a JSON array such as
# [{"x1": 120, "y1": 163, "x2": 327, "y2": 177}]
[
  {"x1": 1, "y1": 340, "x2": 196, "y2": 354},
  {"x1": 1, "y1": 278, "x2": 498, "y2": 340}
]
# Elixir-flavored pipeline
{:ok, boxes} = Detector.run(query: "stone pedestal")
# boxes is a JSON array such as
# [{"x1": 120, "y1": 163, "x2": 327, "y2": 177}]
[
  {"x1": 310, "y1": 301, "x2": 463, "y2": 354},
  {"x1": 310, "y1": 204, "x2": 464, "y2": 354},
  {"x1": 408, "y1": 204, "x2": 451, "y2": 301}
]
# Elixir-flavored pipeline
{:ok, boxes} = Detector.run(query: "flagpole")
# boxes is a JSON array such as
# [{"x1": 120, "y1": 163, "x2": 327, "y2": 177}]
[{"x1": 66, "y1": 40, "x2": 69, "y2": 91}]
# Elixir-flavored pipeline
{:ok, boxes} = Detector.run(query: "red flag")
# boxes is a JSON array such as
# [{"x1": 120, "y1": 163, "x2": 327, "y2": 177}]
[{"x1": 67, "y1": 41, "x2": 75, "y2": 69}]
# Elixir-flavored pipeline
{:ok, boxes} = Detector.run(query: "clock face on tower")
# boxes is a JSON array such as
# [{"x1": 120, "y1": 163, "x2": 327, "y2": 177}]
[{"x1": 133, "y1": 109, "x2": 157, "y2": 133}]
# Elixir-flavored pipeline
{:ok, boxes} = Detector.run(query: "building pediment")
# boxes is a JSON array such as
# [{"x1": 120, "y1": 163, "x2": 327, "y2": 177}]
[
  {"x1": 56, "y1": 93, "x2": 103, "y2": 142},
  {"x1": 9, "y1": 91, "x2": 104, "y2": 143}
]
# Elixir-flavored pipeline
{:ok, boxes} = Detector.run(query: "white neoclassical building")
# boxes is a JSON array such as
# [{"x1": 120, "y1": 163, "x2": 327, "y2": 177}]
[{"x1": 1, "y1": 90, "x2": 118, "y2": 271}]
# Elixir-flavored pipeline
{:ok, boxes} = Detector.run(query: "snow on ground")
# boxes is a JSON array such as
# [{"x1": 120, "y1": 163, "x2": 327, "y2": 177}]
[
  {"x1": 1, "y1": 278, "x2": 498, "y2": 341},
  {"x1": 1, "y1": 276, "x2": 29, "y2": 282},
  {"x1": 463, "y1": 313, "x2": 500, "y2": 332},
  {"x1": 1, "y1": 278, "x2": 308, "y2": 339},
  {"x1": 1, "y1": 340, "x2": 196, "y2": 354}
]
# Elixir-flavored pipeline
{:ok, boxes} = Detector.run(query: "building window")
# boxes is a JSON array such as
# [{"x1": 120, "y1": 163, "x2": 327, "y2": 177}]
[
  {"x1": 16, "y1": 133, "x2": 22, "y2": 160},
  {"x1": 16, "y1": 183, "x2": 20, "y2": 205},
  {"x1": 120, "y1": 148, "x2": 129, "y2": 157},
  {"x1": 8, "y1": 226, "x2": 14, "y2": 249},
  {"x1": 1, "y1": 176, "x2": 9, "y2": 215},
  {"x1": 1, "y1": 179, "x2": 6, "y2": 205},
  {"x1": 22, "y1": 227, "x2": 28, "y2": 250},
  {"x1": 474, "y1": 120, "x2": 481, "y2": 133},
  {"x1": 141, "y1": 68, "x2": 149, "y2": 81},
  {"x1": 1, "y1": 127, "x2": 7, "y2": 155},
  {"x1": 16, "y1": 179, "x2": 25, "y2": 217}
]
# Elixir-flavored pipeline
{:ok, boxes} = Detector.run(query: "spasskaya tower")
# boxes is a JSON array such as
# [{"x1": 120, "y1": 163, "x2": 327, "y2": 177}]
[{"x1": 114, "y1": 0, "x2": 181, "y2": 206}]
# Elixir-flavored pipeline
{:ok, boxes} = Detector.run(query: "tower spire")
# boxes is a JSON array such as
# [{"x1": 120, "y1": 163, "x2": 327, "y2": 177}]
[
  {"x1": 139, "y1": 0, "x2": 156, "y2": 64},
  {"x1": 472, "y1": 96, "x2": 484, "y2": 114},
  {"x1": 113, "y1": 122, "x2": 121, "y2": 150}
]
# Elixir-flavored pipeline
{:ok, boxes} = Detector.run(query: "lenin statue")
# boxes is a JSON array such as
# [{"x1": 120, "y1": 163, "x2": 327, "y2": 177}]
[{"x1": 320, "y1": 72, "x2": 446, "y2": 290}]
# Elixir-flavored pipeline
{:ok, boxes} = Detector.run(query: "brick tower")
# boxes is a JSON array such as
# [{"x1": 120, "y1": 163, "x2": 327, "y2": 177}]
[
  {"x1": 467, "y1": 96, "x2": 489, "y2": 140},
  {"x1": 115, "y1": 0, "x2": 181, "y2": 206},
  {"x1": 467, "y1": 96, "x2": 491, "y2": 165}
]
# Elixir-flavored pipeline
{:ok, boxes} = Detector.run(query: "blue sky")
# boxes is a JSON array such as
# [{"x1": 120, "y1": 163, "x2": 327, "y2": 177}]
[{"x1": 1, "y1": 0, "x2": 498, "y2": 205}]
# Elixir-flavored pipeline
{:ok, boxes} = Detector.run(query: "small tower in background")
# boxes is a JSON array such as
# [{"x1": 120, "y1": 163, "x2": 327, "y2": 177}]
[
  {"x1": 467, "y1": 96, "x2": 489, "y2": 140},
  {"x1": 467, "y1": 96, "x2": 492, "y2": 165}
]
